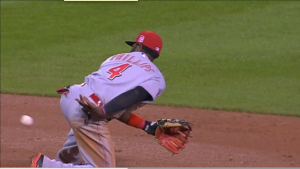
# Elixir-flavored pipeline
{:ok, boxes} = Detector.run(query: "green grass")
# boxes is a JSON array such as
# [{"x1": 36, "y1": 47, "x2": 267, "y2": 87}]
[{"x1": 1, "y1": 1, "x2": 300, "y2": 116}]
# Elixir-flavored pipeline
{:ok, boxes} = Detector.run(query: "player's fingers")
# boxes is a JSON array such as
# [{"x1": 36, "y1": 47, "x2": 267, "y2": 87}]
[
  {"x1": 76, "y1": 95, "x2": 86, "y2": 105},
  {"x1": 79, "y1": 94, "x2": 85, "y2": 102},
  {"x1": 75, "y1": 98, "x2": 86, "y2": 107},
  {"x1": 78, "y1": 95, "x2": 90, "y2": 106},
  {"x1": 76, "y1": 95, "x2": 98, "y2": 112},
  {"x1": 76, "y1": 97, "x2": 92, "y2": 111},
  {"x1": 82, "y1": 96, "x2": 96, "y2": 107}
]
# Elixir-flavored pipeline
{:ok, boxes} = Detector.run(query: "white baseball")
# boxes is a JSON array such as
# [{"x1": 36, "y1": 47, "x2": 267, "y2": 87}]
[{"x1": 20, "y1": 115, "x2": 34, "y2": 126}]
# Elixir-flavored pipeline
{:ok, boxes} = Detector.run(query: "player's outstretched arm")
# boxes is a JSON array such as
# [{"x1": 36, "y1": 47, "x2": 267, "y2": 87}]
[{"x1": 116, "y1": 111, "x2": 157, "y2": 136}]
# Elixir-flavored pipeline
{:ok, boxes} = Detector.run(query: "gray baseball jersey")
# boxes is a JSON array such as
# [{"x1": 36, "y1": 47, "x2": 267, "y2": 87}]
[
  {"x1": 43, "y1": 52, "x2": 166, "y2": 168},
  {"x1": 84, "y1": 51, "x2": 166, "y2": 117}
]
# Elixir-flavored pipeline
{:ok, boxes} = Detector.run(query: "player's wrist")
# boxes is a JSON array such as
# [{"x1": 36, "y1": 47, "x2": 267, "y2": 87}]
[
  {"x1": 97, "y1": 105, "x2": 112, "y2": 119},
  {"x1": 126, "y1": 113, "x2": 146, "y2": 129},
  {"x1": 100, "y1": 106, "x2": 106, "y2": 115},
  {"x1": 143, "y1": 120, "x2": 157, "y2": 136},
  {"x1": 88, "y1": 105, "x2": 108, "y2": 121}
]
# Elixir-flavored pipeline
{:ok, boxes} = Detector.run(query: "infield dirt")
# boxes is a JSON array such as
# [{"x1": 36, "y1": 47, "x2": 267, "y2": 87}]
[{"x1": 1, "y1": 93, "x2": 299, "y2": 167}]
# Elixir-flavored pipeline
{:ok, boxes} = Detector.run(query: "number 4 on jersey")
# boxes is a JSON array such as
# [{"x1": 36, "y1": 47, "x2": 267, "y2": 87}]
[{"x1": 107, "y1": 63, "x2": 132, "y2": 80}]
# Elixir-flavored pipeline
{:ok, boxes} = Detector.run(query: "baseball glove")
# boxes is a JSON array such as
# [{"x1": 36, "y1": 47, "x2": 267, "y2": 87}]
[{"x1": 155, "y1": 119, "x2": 192, "y2": 154}]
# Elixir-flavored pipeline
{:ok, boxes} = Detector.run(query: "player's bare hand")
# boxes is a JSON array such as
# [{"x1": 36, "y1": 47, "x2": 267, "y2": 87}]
[{"x1": 75, "y1": 95, "x2": 106, "y2": 121}]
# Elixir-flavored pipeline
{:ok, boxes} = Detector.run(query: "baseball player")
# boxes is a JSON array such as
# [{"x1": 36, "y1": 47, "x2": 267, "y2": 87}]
[{"x1": 31, "y1": 30, "x2": 167, "y2": 167}]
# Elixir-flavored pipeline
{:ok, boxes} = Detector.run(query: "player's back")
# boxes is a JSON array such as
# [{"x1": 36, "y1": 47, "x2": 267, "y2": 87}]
[{"x1": 84, "y1": 51, "x2": 165, "y2": 105}]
